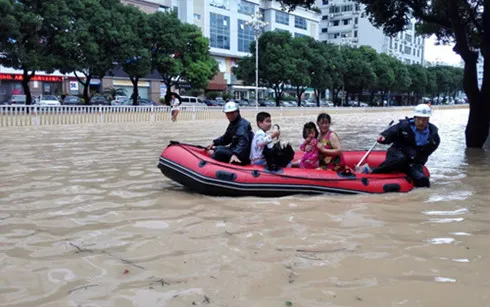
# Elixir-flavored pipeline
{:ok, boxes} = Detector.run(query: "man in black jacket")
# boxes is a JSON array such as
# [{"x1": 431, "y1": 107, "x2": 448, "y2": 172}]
[
  {"x1": 371, "y1": 104, "x2": 440, "y2": 187},
  {"x1": 206, "y1": 101, "x2": 254, "y2": 165}
]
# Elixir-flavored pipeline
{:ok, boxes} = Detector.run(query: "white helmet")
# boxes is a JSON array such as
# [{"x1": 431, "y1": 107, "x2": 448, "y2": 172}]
[
  {"x1": 413, "y1": 104, "x2": 432, "y2": 118},
  {"x1": 223, "y1": 101, "x2": 239, "y2": 113}
]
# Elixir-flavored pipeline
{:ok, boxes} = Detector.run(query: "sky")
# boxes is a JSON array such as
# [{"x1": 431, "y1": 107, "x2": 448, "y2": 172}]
[{"x1": 424, "y1": 35, "x2": 462, "y2": 66}]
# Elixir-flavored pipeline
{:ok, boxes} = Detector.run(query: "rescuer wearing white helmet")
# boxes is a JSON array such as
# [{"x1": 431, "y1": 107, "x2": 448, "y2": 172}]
[
  {"x1": 371, "y1": 104, "x2": 440, "y2": 188},
  {"x1": 206, "y1": 101, "x2": 254, "y2": 165}
]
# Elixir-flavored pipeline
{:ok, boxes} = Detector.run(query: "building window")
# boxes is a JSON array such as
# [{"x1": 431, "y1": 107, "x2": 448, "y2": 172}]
[
  {"x1": 276, "y1": 11, "x2": 289, "y2": 25},
  {"x1": 353, "y1": 30, "x2": 357, "y2": 37},
  {"x1": 194, "y1": 14, "x2": 201, "y2": 20},
  {"x1": 210, "y1": 13, "x2": 230, "y2": 50},
  {"x1": 329, "y1": 6, "x2": 340, "y2": 13},
  {"x1": 295, "y1": 16, "x2": 307, "y2": 29},
  {"x1": 295, "y1": 33, "x2": 306, "y2": 38},
  {"x1": 400, "y1": 44, "x2": 403, "y2": 52},
  {"x1": 322, "y1": 15, "x2": 328, "y2": 20},
  {"x1": 405, "y1": 46, "x2": 411, "y2": 54},
  {"x1": 173, "y1": 6, "x2": 178, "y2": 14},
  {"x1": 321, "y1": 28, "x2": 328, "y2": 33},
  {"x1": 405, "y1": 34, "x2": 412, "y2": 43},
  {"x1": 355, "y1": 17, "x2": 358, "y2": 24},
  {"x1": 238, "y1": 0, "x2": 256, "y2": 15},
  {"x1": 158, "y1": 5, "x2": 170, "y2": 12},
  {"x1": 209, "y1": 0, "x2": 230, "y2": 10},
  {"x1": 417, "y1": 49, "x2": 420, "y2": 57},
  {"x1": 343, "y1": 19, "x2": 350, "y2": 25},
  {"x1": 395, "y1": 43, "x2": 398, "y2": 49},
  {"x1": 238, "y1": 19, "x2": 254, "y2": 52},
  {"x1": 323, "y1": 0, "x2": 329, "y2": 4},
  {"x1": 331, "y1": 20, "x2": 339, "y2": 26},
  {"x1": 342, "y1": 5, "x2": 353, "y2": 12},
  {"x1": 259, "y1": 8, "x2": 265, "y2": 20}
]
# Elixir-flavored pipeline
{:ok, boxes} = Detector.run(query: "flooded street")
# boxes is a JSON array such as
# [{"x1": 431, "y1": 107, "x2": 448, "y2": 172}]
[{"x1": 1, "y1": 108, "x2": 489, "y2": 307}]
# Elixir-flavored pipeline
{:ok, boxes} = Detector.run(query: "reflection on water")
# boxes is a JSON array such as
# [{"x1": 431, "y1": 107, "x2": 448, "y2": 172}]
[{"x1": 1, "y1": 108, "x2": 490, "y2": 306}]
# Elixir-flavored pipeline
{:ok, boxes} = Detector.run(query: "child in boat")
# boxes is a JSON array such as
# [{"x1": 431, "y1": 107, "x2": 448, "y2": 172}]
[
  {"x1": 249, "y1": 112, "x2": 280, "y2": 165},
  {"x1": 292, "y1": 122, "x2": 320, "y2": 169}
]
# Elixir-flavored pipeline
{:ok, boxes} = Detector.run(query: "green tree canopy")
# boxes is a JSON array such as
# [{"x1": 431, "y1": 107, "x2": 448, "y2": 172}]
[
  {"x1": 117, "y1": 4, "x2": 152, "y2": 105},
  {"x1": 356, "y1": 0, "x2": 489, "y2": 147},
  {"x1": 233, "y1": 30, "x2": 296, "y2": 106},
  {"x1": 56, "y1": 0, "x2": 126, "y2": 104},
  {"x1": 0, "y1": 0, "x2": 72, "y2": 104},
  {"x1": 149, "y1": 12, "x2": 218, "y2": 103}
]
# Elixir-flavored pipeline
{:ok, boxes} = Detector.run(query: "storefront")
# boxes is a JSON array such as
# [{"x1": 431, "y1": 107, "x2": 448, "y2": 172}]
[
  {"x1": 0, "y1": 73, "x2": 63, "y2": 102},
  {"x1": 112, "y1": 79, "x2": 150, "y2": 99}
]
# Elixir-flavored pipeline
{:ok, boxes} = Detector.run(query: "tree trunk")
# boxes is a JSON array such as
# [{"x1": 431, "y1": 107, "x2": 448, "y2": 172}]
[
  {"x1": 165, "y1": 81, "x2": 173, "y2": 105},
  {"x1": 131, "y1": 76, "x2": 139, "y2": 106},
  {"x1": 83, "y1": 77, "x2": 91, "y2": 105},
  {"x1": 22, "y1": 69, "x2": 35, "y2": 105},
  {"x1": 465, "y1": 54, "x2": 489, "y2": 148},
  {"x1": 74, "y1": 71, "x2": 91, "y2": 105},
  {"x1": 314, "y1": 89, "x2": 320, "y2": 106},
  {"x1": 273, "y1": 85, "x2": 281, "y2": 106}
]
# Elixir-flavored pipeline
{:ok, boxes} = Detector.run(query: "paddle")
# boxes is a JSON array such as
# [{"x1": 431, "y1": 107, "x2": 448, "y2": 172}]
[
  {"x1": 169, "y1": 140, "x2": 206, "y2": 149},
  {"x1": 355, "y1": 120, "x2": 394, "y2": 168}
]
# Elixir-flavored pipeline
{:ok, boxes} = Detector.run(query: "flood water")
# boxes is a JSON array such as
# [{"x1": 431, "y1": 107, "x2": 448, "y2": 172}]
[{"x1": 1, "y1": 108, "x2": 489, "y2": 307}]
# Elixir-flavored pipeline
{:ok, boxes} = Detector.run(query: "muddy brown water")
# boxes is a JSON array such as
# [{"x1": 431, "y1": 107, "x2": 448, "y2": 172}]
[{"x1": 1, "y1": 108, "x2": 489, "y2": 306}]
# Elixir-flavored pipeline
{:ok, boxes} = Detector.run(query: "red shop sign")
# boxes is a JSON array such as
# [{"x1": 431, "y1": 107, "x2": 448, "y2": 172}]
[{"x1": 0, "y1": 73, "x2": 63, "y2": 82}]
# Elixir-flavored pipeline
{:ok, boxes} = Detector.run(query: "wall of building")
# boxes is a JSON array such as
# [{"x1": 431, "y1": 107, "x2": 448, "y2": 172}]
[{"x1": 316, "y1": 0, "x2": 424, "y2": 64}]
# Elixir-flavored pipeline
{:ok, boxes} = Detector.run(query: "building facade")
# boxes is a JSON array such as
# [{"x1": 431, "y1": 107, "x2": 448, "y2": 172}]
[{"x1": 316, "y1": 0, "x2": 424, "y2": 65}]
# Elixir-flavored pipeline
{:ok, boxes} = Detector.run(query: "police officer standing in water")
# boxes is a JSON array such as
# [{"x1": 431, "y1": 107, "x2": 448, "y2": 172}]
[
  {"x1": 206, "y1": 101, "x2": 254, "y2": 165},
  {"x1": 371, "y1": 104, "x2": 440, "y2": 187}
]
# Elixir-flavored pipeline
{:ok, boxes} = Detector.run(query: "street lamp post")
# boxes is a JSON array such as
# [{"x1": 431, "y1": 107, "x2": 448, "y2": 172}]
[
  {"x1": 338, "y1": 36, "x2": 353, "y2": 107},
  {"x1": 246, "y1": 11, "x2": 268, "y2": 109}
]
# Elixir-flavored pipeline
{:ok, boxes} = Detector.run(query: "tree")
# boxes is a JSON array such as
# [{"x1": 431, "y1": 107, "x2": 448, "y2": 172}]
[
  {"x1": 56, "y1": 0, "x2": 125, "y2": 104},
  {"x1": 273, "y1": 0, "x2": 316, "y2": 11},
  {"x1": 425, "y1": 67, "x2": 438, "y2": 98},
  {"x1": 233, "y1": 31, "x2": 295, "y2": 106},
  {"x1": 407, "y1": 64, "x2": 428, "y2": 105},
  {"x1": 0, "y1": 0, "x2": 72, "y2": 104},
  {"x1": 149, "y1": 12, "x2": 218, "y2": 103},
  {"x1": 309, "y1": 42, "x2": 343, "y2": 106},
  {"x1": 342, "y1": 46, "x2": 376, "y2": 101},
  {"x1": 290, "y1": 36, "x2": 315, "y2": 106},
  {"x1": 118, "y1": 4, "x2": 152, "y2": 105},
  {"x1": 372, "y1": 53, "x2": 396, "y2": 103},
  {"x1": 356, "y1": 0, "x2": 489, "y2": 147}
]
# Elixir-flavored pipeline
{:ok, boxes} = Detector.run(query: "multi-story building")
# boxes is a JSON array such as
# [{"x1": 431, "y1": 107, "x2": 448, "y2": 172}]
[{"x1": 316, "y1": 0, "x2": 424, "y2": 65}]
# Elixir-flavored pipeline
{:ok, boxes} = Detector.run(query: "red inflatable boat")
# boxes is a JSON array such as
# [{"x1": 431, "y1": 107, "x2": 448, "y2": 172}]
[{"x1": 158, "y1": 142, "x2": 429, "y2": 196}]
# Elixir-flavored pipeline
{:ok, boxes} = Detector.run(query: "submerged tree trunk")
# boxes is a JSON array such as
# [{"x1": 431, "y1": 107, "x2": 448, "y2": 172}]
[{"x1": 465, "y1": 54, "x2": 489, "y2": 148}]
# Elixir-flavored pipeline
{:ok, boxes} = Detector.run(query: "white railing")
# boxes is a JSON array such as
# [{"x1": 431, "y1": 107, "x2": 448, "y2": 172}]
[{"x1": 0, "y1": 104, "x2": 466, "y2": 127}]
